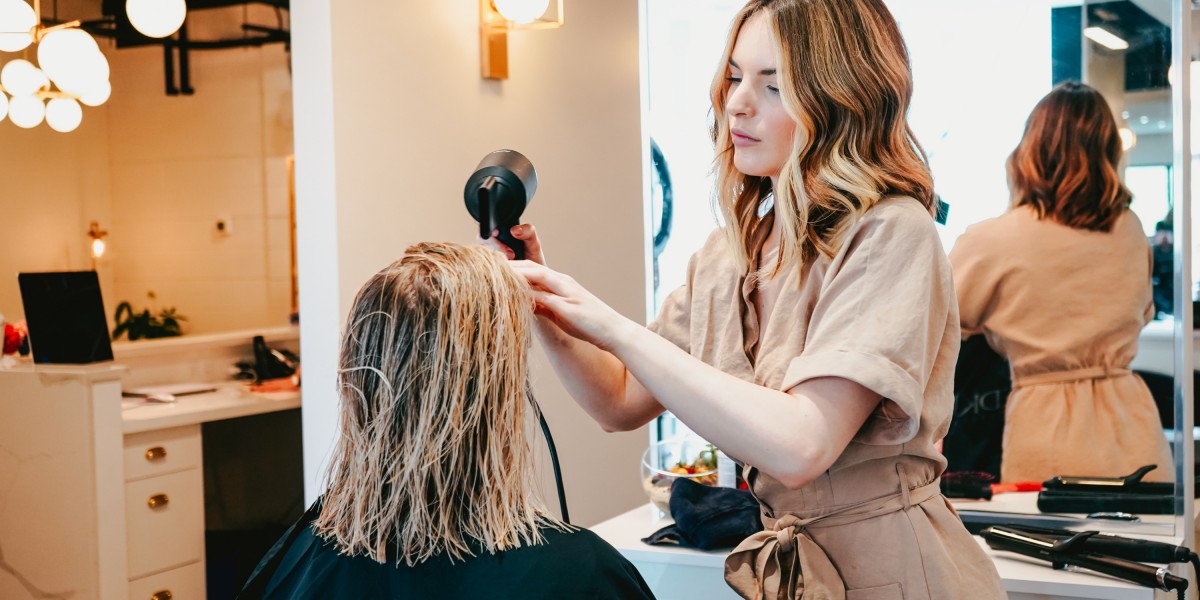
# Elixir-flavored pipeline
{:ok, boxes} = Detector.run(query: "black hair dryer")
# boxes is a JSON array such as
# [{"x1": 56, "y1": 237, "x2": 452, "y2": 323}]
[{"x1": 464, "y1": 149, "x2": 538, "y2": 260}]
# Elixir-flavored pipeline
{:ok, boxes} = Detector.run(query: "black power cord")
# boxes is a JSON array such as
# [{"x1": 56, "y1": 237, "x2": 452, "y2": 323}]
[{"x1": 528, "y1": 393, "x2": 569, "y2": 524}]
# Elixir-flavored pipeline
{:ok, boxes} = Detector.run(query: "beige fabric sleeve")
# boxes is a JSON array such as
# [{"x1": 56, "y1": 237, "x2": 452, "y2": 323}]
[
  {"x1": 647, "y1": 241, "x2": 705, "y2": 354},
  {"x1": 781, "y1": 209, "x2": 953, "y2": 445}
]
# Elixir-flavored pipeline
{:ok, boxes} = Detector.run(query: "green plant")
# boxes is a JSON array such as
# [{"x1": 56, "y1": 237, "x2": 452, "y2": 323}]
[{"x1": 111, "y1": 292, "x2": 186, "y2": 341}]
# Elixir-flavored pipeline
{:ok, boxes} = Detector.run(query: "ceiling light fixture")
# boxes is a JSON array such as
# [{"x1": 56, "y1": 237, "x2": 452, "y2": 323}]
[
  {"x1": 124, "y1": 0, "x2": 186, "y2": 39},
  {"x1": 0, "y1": 0, "x2": 112, "y2": 132},
  {"x1": 1083, "y1": 26, "x2": 1129, "y2": 51}
]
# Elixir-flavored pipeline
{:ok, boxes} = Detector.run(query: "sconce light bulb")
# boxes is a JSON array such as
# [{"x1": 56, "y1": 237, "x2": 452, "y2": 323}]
[
  {"x1": 91, "y1": 237, "x2": 106, "y2": 260},
  {"x1": 1, "y1": 59, "x2": 49, "y2": 97},
  {"x1": 126, "y1": 0, "x2": 187, "y2": 39},
  {"x1": 46, "y1": 97, "x2": 82, "y2": 133},
  {"x1": 493, "y1": 0, "x2": 550, "y2": 24},
  {"x1": 0, "y1": 0, "x2": 36, "y2": 52},
  {"x1": 7, "y1": 94, "x2": 44, "y2": 128}
]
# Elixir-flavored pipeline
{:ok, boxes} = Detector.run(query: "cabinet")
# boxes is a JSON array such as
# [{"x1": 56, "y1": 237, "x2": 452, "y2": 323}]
[
  {"x1": 125, "y1": 427, "x2": 205, "y2": 594},
  {"x1": 0, "y1": 330, "x2": 302, "y2": 600}
]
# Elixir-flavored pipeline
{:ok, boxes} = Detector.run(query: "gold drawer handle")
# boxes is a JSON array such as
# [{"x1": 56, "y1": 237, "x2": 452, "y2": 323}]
[
  {"x1": 151, "y1": 590, "x2": 173, "y2": 600},
  {"x1": 147, "y1": 494, "x2": 169, "y2": 509},
  {"x1": 144, "y1": 446, "x2": 167, "y2": 461}
]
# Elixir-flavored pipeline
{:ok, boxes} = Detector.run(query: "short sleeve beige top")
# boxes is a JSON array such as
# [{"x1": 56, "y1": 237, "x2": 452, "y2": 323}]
[
  {"x1": 650, "y1": 197, "x2": 1003, "y2": 599},
  {"x1": 950, "y1": 206, "x2": 1172, "y2": 484}
]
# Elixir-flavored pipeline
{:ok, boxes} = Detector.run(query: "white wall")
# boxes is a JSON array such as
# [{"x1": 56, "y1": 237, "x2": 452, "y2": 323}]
[{"x1": 293, "y1": 0, "x2": 650, "y2": 526}]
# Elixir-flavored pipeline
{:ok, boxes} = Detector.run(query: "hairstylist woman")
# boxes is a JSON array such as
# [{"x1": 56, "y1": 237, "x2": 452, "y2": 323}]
[{"x1": 490, "y1": 1, "x2": 1005, "y2": 597}]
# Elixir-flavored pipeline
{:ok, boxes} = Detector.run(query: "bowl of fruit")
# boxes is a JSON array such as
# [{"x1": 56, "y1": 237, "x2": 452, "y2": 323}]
[{"x1": 641, "y1": 437, "x2": 719, "y2": 512}]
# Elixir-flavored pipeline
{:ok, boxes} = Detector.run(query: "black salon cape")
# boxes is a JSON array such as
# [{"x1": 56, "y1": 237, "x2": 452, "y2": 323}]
[{"x1": 239, "y1": 501, "x2": 657, "y2": 599}]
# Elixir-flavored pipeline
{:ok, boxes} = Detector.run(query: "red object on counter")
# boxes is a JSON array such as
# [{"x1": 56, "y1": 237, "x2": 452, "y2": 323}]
[
  {"x1": 990, "y1": 481, "x2": 1042, "y2": 494},
  {"x1": 3, "y1": 322, "x2": 26, "y2": 355}
]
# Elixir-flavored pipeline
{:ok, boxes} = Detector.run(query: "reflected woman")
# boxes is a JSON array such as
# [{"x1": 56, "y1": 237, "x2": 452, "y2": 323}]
[
  {"x1": 239, "y1": 243, "x2": 655, "y2": 599},
  {"x1": 950, "y1": 82, "x2": 1173, "y2": 483}
]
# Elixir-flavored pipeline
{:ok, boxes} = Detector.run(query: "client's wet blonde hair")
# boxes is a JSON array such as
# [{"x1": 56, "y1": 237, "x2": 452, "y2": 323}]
[{"x1": 314, "y1": 242, "x2": 560, "y2": 566}]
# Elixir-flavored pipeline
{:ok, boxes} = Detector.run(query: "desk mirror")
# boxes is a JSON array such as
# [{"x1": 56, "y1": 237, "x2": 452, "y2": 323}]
[{"x1": 0, "y1": 3, "x2": 295, "y2": 341}]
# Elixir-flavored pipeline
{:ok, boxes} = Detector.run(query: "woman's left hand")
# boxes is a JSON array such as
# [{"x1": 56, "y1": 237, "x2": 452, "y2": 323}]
[{"x1": 509, "y1": 260, "x2": 632, "y2": 352}]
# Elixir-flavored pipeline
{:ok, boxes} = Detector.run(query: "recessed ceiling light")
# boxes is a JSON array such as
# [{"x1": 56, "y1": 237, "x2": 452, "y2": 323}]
[
  {"x1": 1158, "y1": 120, "x2": 1167, "y2": 129},
  {"x1": 1084, "y1": 26, "x2": 1129, "y2": 51},
  {"x1": 1140, "y1": 115, "x2": 1151, "y2": 124}
]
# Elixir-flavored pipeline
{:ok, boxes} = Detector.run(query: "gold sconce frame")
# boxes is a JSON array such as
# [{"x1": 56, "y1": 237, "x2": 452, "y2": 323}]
[{"x1": 480, "y1": 0, "x2": 564, "y2": 80}]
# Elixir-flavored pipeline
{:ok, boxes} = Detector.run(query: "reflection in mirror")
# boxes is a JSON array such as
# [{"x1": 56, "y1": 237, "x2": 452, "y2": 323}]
[
  {"x1": 644, "y1": 0, "x2": 1186, "y2": 534},
  {"x1": 0, "y1": 4, "x2": 295, "y2": 339},
  {"x1": 945, "y1": 0, "x2": 1180, "y2": 533}
]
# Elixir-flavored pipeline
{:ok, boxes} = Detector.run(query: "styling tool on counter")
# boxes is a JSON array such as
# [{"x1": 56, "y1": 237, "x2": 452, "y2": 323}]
[
  {"x1": 464, "y1": 149, "x2": 568, "y2": 524},
  {"x1": 464, "y1": 149, "x2": 537, "y2": 260},
  {"x1": 990, "y1": 524, "x2": 1195, "y2": 565},
  {"x1": 1038, "y1": 464, "x2": 1173, "y2": 515},
  {"x1": 941, "y1": 471, "x2": 1044, "y2": 500},
  {"x1": 981, "y1": 525, "x2": 1189, "y2": 596}
]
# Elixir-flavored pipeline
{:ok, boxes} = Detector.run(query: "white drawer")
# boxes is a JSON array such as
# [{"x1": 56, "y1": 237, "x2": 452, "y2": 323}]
[
  {"x1": 128, "y1": 560, "x2": 206, "y2": 600},
  {"x1": 126, "y1": 468, "x2": 205, "y2": 579},
  {"x1": 124, "y1": 425, "x2": 202, "y2": 482}
]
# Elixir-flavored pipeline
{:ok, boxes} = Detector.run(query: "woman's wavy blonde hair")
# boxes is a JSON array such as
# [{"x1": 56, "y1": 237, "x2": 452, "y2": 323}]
[
  {"x1": 711, "y1": 0, "x2": 934, "y2": 274},
  {"x1": 1008, "y1": 81, "x2": 1131, "y2": 232},
  {"x1": 313, "y1": 242, "x2": 561, "y2": 566}
]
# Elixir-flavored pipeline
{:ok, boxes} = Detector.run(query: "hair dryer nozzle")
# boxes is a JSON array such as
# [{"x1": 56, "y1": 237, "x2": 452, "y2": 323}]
[{"x1": 465, "y1": 149, "x2": 538, "y2": 259}]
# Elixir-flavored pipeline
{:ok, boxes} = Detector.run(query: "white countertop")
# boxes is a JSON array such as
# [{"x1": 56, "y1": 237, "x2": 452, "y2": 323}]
[
  {"x1": 120, "y1": 383, "x2": 300, "y2": 433},
  {"x1": 592, "y1": 503, "x2": 1167, "y2": 600}
]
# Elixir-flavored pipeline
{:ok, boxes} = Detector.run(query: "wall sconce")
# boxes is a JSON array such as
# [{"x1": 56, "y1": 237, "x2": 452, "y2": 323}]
[
  {"x1": 0, "y1": 0, "x2": 112, "y2": 132},
  {"x1": 88, "y1": 221, "x2": 108, "y2": 268},
  {"x1": 480, "y1": 0, "x2": 564, "y2": 80}
]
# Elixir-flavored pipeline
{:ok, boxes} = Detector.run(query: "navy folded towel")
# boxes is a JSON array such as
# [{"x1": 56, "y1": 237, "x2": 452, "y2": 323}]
[{"x1": 641, "y1": 478, "x2": 762, "y2": 551}]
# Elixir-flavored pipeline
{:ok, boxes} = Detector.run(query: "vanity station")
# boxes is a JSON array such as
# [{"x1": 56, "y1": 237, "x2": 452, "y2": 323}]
[
  {"x1": 592, "y1": 502, "x2": 1181, "y2": 600},
  {"x1": 0, "y1": 326, "x2": 302, "y2": 600}
]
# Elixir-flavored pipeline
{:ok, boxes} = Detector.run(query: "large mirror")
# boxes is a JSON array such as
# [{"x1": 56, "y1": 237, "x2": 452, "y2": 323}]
[
  {"x1": 644, "y1": 0, "x2": 1191, "y2": 535},
  {"x1": 0, "y1": 2, "x2": 294, "y2": 340}
]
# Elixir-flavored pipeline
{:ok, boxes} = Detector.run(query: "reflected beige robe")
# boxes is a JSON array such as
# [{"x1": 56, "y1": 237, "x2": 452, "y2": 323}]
[
  {"x1": 651, "y1": 198, "x2": 1004, "y2": 599},
  {"x1": 950, "y1": 206, "x2": 1173, "y2": 484}
]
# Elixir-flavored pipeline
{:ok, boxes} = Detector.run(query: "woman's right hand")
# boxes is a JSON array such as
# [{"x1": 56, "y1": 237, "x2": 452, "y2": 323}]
[{"x1": 480, "y1": 224, "x2": 547, "y2": 265}]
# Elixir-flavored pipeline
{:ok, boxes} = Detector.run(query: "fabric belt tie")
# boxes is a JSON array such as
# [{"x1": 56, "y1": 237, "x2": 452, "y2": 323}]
[
  {"x1": 1013, "y1": 366, "x2": 1131, "y2": 388},
  {"x1": 723, "y1": 465, "x2": 940, "y2": 599}
]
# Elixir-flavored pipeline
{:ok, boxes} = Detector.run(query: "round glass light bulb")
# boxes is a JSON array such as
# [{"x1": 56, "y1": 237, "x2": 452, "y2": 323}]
[
  {"x1": 0, "y1": 92, "x2": 8, "y2": 123},
  {"x1": 51, "y1": 51, "x2": 110, "y2": 97},
  {"x1": 126, "y1": 0, "x2": 187, "y2": 39},
  {"x1": 46, "y1": 97, "x2": 82, "y2": 133},
  {"x1": 1118, "y1": 127, "x2": 1136, "y2": 151},
  {"x1": 91, "y1": 237, "x2": 106, "y2": 259},
  {"x1": 0, "y1": 0, "x2": 36, "y2": 52},
  {"x1": 38, "y1": 29, "x2": 107, "y2": 94},
  {"x1": 8, "y1": 95, "x2": 44, "y2": 128},
  {"x1": 493, "y1": 0, "x2": 550, "y2": 24},
  {"x1": 79, "y1": 79, "x2": 111, "y2": 107},
  {"x1": 1, "y1": 59, "x2": 49, "y2": 97}
]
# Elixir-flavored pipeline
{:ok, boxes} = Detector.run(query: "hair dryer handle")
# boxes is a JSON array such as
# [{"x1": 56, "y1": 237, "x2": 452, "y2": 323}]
[{"x1": 496, "y1": 225, "x2": 525, "y2": 261}]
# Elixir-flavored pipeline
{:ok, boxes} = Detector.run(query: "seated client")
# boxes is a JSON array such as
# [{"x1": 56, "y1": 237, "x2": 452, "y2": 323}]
[{"x1": 240, "y1": 242, "x2": 655, "y2": 599}]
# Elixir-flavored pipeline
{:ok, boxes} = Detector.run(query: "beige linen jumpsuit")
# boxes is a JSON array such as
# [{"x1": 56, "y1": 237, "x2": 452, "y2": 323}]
[
  {"x1": 949, "y1": 206, "x2": 1173, "y2": 484},
  {"x1": 650, "y1": 198, "x2": 1005, "y2": 599}
]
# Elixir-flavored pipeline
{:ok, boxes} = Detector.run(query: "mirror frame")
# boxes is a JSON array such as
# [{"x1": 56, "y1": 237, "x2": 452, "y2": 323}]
[{"x1": 1169, "y1": 0, "x2": 1194, "y2": 545}]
